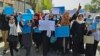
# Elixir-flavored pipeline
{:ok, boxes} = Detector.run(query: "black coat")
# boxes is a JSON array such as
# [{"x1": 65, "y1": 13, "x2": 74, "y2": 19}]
[{"x1": 0, "y1": 14, "x2": 9, "y2": 30}]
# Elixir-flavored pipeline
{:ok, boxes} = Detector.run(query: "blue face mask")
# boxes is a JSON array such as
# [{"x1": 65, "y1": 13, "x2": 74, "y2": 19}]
[{"x1": 95, "y1": 19, "x2": 100, "y2": 24}]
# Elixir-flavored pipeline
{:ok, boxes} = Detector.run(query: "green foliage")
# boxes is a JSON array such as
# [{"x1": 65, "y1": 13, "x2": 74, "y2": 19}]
[{"x1": 85, "y1": 0, "x2": 100, "y2": 12}]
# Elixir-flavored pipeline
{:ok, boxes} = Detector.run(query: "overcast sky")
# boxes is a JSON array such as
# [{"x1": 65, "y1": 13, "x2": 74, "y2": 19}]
[{"x1": 52, "y1": 0, "x2": 92, "y2": 10}]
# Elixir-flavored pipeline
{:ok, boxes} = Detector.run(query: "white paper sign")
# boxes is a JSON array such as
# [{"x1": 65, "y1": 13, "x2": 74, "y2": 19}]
[
  {"x1": 51, "y1": 8, "x2": 60, "y2": 14},
  {"x1": 42, "y1": 10, "x2": 50, "y2": 14},
  {"x1": 39, "y1": 20, "x2": 55, "y2": 31}
]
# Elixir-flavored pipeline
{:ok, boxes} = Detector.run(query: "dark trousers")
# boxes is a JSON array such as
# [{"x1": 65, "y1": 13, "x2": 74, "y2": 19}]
[
  {"x1": 72, "y1": 36, "x2": 84, "y2": 56},
  {"x1": 85, "y1": 44, "x2": 94, "y2": 56},
  {"x1": 32, "y1": 33, "x2": 42, "y2": 49},
  {"x1": 18, "y1": 33, "x2": 23, "y2": 47},
  {"x1": 56, "y1": 37, "x2": 71, "y2": 54},
  {"x1": 22, "y1": 33, "x2": 32, "y2": 56},
  {"x1": 94, "y1": 40, "x2": 99, "y2": 56},
  {"x1": 65, "y1": 37, "x2": 72, "y2": 52},
  {"x1": 56, "y1": 38, "x2": 64, "y2": 53},
  {"x1": 9, "y1": 36, "x2": 18, "y2": 56},
  {"x1": 42, "y1": 31, "x2": 50, "y2": 56}
]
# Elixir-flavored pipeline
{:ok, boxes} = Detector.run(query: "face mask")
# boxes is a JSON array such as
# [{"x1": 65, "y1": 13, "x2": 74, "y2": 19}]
[
  {"x1": 95, "y1": 19, "x2": 100, "y2": 23},
  {"x1": 9, "y1": 23, "x2": 15, "y2": 27}
]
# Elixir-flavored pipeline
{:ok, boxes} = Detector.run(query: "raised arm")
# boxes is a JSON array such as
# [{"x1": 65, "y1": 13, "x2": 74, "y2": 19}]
[{"x1": 70, "y1": 3, "x2": 81, "y2": 21}]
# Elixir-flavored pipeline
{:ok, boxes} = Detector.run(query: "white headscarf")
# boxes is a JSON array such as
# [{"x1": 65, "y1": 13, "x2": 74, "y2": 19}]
[
  {"x1": 76, "y1": 18, "x2": 85, "y2": 24},
  {"x1": 9, "y1": 23, "x2": 18, "y2": 36}
]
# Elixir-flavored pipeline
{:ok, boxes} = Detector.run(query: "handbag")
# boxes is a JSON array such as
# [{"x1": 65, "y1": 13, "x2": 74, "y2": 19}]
[
  {"x1": 50, "y1": 36, "x2": 57, "y2": 43},
  {"x1": 84, "y1": 31, "x2": 94, "y2": 44},
  {"x1": 17, "y1": 23, "x2": 22, "y2": 33}
]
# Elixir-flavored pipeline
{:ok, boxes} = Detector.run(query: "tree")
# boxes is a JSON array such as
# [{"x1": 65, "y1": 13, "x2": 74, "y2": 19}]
[
  {"x1": 85, "y1": 4, "x2": 93, "y2": 12},
  {"x1": 85, "y1": 0, "x2": 100, "y2": 12},
  {"x1": 35, "y1": 0, "x2": 52, "y2": 12},
  {"x1": 91, "y1": 0, "x2": 100, "y2": 12}
]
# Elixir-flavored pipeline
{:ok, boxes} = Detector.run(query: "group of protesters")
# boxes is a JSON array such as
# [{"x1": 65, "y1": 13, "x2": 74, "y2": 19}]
[{"x1": 0, "y1": 4, "x2": 100, "y2": 56}]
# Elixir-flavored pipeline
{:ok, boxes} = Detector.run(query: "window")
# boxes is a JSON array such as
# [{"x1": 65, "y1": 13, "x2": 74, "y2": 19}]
[{"x1": 0, "y1": 2, "x2": 3, "y2": 7}]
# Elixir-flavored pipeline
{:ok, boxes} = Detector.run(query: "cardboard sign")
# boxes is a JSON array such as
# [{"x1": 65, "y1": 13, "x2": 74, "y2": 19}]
[
  {"x1": 42, "y1": 10, "x2": 50, "y2": 14},
  {"x1": 55, "y1": 26, "x2": 70, "y2": 37},
  {"x1": 52, "y1": 7, "x2": 65, "y2": 14},
  {"x1": 22, "y1": 13, "x2": 33, "y2": 20},
  {"x1": 26, "y1": 9, "x2": 34, "y2": 14},
  {"x1": 39, "y1": 20, "x2": 55, "y2": 31},
  {"x1": 51, "y1": 8, "x2": 60, "y2": 14},
  {"x1": 4, "y1": 6, "x2": 14, "y2": 15}
]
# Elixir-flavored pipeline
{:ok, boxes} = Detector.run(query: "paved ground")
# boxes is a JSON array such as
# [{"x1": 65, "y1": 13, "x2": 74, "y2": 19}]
[{"x1": 0, "y1": 42, "x2": 100, "y2": 56}]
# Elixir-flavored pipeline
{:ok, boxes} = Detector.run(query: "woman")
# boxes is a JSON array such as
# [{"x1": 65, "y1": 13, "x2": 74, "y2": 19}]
[
  {"x1": 56, "y1": 4, "x2": 81, "y2": 55},
  {"x1": 92, "y1": 15, "x2": 100, "y2": 56},
  {"x1": 32, "y1": 13, "x2": 42, "y2": 52},
  {"x1": 71, "y1": 14, "x2": 86, "y2": 56},
  {"x1": 0, "y1": 14, "x2": 9, "y2": 54},
  {"x1": 8, "y1": 16, "x2": 18, "y2": 56},
  {"x1": 21, "y1": 20, "x2": 32, "y2": 56}
]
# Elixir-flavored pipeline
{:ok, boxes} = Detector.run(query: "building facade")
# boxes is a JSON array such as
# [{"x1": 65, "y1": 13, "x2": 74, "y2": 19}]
[{"x1": 0, "y1": 0, "x2": 14, "y2": 12}]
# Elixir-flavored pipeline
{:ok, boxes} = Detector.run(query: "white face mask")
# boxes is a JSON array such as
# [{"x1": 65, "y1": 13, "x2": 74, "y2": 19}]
[
  {"x1": 76, "y1": 19, "x2": 84, "y2": 24},
  {"x1": 9, "y1": 23, "x2": 15, "y2": 27}
]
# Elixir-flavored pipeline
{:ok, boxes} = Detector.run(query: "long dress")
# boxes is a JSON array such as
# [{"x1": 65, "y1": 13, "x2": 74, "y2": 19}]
[{"x1": 71, "y1": 21, "x2": 86, "y2": 56}]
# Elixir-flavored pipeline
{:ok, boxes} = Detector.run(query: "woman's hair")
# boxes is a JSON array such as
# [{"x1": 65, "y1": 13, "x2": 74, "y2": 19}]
[
  {"x1": 60, "y1": 12, "x2": 70, "y2": 25},
  {"x1": 34, "y1": 13, "x2": 40, "y2": 20},
  {"x1": 63, "y1": 12, "x2": 70, "y2": 18}
]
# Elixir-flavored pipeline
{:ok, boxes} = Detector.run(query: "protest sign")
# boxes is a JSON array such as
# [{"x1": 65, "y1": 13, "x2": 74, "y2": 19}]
[
  {"x1": 22, "y1": 13, "x2": 33, "y2": 20},
  {"x1": 42, "y1": 10, "x2": 50, "y2": 14},
  {"x1": 51, "y1": 8, "x2": 60, "y2": 14},
  {"x1": 26, "y1": 9, "x2": 34, "y2": 14},
  {"x1": 52, "y1": 7, "x2": 65, "y2": 14},
  {"x1": 4, "y1": 6, "x2": 14, "y2": 15},
  {"x1": 39, "y1": 20, "x2": 55, "y2": 31},
  {"x1": 55, "y1": 26, "x2": 70, "y2": 37}
]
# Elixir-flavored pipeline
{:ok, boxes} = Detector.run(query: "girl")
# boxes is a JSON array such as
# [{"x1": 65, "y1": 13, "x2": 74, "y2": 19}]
[
  {"x1": 8, "y1": 16, "x2": 18, "y2": 56},
  {"x1": 21, "y1": 20, "x2": 32, "y2": 56},
  {"x1": 32, "y1": 14, "x2": 42, "y2": 52},
  {"x1": 92, "y1": 15, "x2": 100, "y2": 56}
]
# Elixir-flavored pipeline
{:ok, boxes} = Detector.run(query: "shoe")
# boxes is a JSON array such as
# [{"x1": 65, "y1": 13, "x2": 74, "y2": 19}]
[
  {"x1": 15, "y1": 49, "x2": 19, "y2": 52},
  {"x1": 3, "y1": 50, "x2": 7, "y2": 55},
  {"x1": 36, "y1": 48, "x2": 39, "y2": 52},
  {"x1": 19, "y1": 46, "x2": 24, "y2": 49}
]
